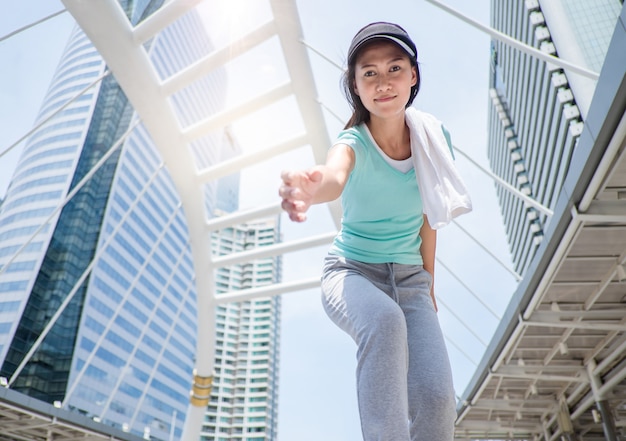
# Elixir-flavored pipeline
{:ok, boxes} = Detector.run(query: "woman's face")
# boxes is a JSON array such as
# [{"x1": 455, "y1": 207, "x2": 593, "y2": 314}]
[{"x1": 353, "y1": 40, "x2": 417, "y2": 120}]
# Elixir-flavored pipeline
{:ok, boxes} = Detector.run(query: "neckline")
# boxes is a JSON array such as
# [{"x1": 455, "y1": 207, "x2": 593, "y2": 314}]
[{"x1": 362, "y1": 124, "x2": 413, "y2": 174}]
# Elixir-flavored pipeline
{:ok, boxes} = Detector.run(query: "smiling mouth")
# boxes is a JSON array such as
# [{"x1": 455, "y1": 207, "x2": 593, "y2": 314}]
[{"x1": 375, "y1": 95, "x2": 396, "y2": 102}]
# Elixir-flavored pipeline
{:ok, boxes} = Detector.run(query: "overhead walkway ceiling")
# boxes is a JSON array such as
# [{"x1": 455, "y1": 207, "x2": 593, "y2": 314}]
[
  {"x1": 0, "y1": 1, "x2": 625, "y2": 440},
  {"x1": 0, "y1": 386, "x2": 144, "y2": 441}
]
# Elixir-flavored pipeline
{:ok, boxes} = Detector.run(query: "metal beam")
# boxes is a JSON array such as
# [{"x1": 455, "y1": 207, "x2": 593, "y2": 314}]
[
  {"x1": 528, "y1": 309, "x2": 626, "y2": 322},
  {"x1": 493, "y1": 365, "x2": 587, "y2": 383},
  {"x1": 574, "y1": 200, "x2": 626, "y2": 224},
  {"x1": 182, "y1": 82, "x2": 293, "y2": 142},
  {"x1": 214, "y1": 277, "x2": 320, "y2": 304},
  {"x1": 161, "y1": 21, "x2": 277, "y2": 96},
  {"x1": 523, "y1": 320, "x2": 626, "y2": 332},
  {"x1": 268, "y1": 0, "x2": 342, "y2": 228},
  {"x1": 132, "y1": 0, "x2": 203, "y2": 44},
  {"x1": 197, "y1": 133, "x2": 308, "y2": 183},
  {"x1": 472, "y1": 398, "x2": 557, "y2": 412},
  {"x1": 1, "y1": 70, "x2": 111, "y2": 161},
  {"x1": 212, "y1": 232, "x2": 335, "y2": 266},
  {"x1": 0, "y1": 9, "x2": 67, "y2": 43},
  {"x1": 424, "y1": 0, "x2": 600, "y2": 80},
  {"x1": 205, "y1": 203, "x2": 283, "y2": 231},
  {"x1": 455, "y1": 420, "x2": 540, "y2": 430},
  {"x1": 454, "y1": 144, "x2": 553, "y2": 217},
  {"x1": 579, "y1": 111, "x2": 626, "y2": 211}
]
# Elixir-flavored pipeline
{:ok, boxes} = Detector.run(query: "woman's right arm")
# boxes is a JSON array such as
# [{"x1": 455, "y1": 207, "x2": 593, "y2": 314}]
[{"x1": 279, "y1": 144, "x2": 354, "y2": 222}]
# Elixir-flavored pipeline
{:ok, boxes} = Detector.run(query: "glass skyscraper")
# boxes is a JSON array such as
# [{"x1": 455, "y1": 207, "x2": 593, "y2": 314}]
[
  {"x1": 487, "y1": 0, "x2": 622, "y2": 274},
  {"x1": 202, "y1": 218, "x2": 282, "y2": 441},
  {"x1": 0, "y1": 3, "x2": 241, "y2": 440}
]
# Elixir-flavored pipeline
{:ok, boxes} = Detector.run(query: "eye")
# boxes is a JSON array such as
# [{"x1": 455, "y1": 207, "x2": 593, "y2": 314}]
[
  {"x1": 363, "y1": 70, "x2": 376, "y2": 77},
  {"x1": 389, "y1": 65, "x2": 401, "y2": 72}
]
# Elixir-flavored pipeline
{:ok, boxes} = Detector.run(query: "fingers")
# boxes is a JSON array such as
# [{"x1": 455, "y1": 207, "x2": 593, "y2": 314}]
[
  {"x1": 280, "y1": 169, "x2": 300, "y2": 186},
  {"x1": 278, "y1": 170, "x2": 304, "y2": 202},
  {"x1": 278, "y1": 170, "x2": 301, "y2": 199},
  {"x1": 280, "y1": 169, "x2": 293, "y2": 182},
  {"x1": 278, "y1": 184, "x2": 292, "y2": 199},
  {"x1": 279, "y1": 169, "x2": 315, "y2": 223},
  {"x1": 280, "y1": 199, "x2": 307, "y2": 222}
]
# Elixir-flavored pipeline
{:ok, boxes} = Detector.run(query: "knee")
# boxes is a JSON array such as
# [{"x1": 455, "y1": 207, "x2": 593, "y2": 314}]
[
  {"x1": 433, "y1": 385, "x2": 456, "y2": 415},
  {"x1": 410, "y1": 381, "x2": 456, "y2": 418}
]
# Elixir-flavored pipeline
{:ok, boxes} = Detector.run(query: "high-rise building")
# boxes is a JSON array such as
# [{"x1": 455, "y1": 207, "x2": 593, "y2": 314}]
[
  {"x1": 202, "y1": 218, "x2": 282, "y2": 441},
  {"x1": 0, "y1": 3, "x2": 240, "y2": 440},
  {"x1": 487, "y1": 0, "x2": 622, "y2": 274}
]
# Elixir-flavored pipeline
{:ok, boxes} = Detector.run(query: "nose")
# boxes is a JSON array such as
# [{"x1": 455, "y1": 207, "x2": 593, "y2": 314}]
[{"x1": 376, "y1": 73, "x2": 391, "y2": 91}]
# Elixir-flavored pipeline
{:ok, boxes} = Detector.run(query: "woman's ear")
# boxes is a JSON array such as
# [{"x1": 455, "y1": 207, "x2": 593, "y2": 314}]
[{"x1": 411, "y1": 66, "x2": 418, "y2": 87}]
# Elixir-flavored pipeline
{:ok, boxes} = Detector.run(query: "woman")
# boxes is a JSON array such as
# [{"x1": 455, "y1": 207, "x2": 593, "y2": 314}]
[{"x1": 279, "y1": 22, "x2": 470, "y2": 440}]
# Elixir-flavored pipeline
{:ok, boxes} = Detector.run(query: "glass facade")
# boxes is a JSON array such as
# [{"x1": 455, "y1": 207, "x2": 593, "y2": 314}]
[
  {"x1": 487, "y1": 0, "x2": 621, "y2": 274},
  {"x1": 0, "y1": 3, "x2": 242, "y2": 440},
  {"x1": 1, "y1": 57, "x2": 134, "y2": 404},
  {"x1": 557, "y1": 0, "x2": 622, "y2": 72},
  {"x1": 203, "y1": 219, "x2": 282, "y2": 441},
  {"x1": 0, "y1": 22, "x2": 98, "y2": 360}
]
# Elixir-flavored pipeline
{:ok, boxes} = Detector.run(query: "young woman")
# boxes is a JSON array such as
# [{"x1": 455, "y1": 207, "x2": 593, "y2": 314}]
[{"x1": 279, "y1": 22, "x2": 470, "y2": 441}]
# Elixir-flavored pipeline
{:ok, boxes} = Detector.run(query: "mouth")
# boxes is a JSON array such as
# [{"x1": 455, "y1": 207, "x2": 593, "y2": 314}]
[{"x1": 375, "y1": 95, "x2": 396, "y2": 103}]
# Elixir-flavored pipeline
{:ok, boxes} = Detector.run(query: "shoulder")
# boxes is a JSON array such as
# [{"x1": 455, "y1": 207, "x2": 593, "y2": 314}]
[
  {"x1": 406, "y1": 107, "x2": 455, "y2": 157},
  {"x1": 406, "y1": 107, "x2": 442, "y2": 126},
  {"x1": 333, "y1": 124, "x2": 371, "y2": 155},
  {"x1": 335, "y1": 124, "x2": 367, "y2": 144}
]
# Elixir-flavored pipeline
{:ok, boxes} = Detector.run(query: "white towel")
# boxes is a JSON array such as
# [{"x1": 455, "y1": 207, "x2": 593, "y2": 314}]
[{"x1": 406, "y1": 107, "x2": 472, "y2": 229}]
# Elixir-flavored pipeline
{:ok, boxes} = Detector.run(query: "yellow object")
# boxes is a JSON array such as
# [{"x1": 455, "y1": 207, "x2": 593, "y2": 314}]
[{"x1": 189, "y1": 373, "x2": 213, "y2": 407}]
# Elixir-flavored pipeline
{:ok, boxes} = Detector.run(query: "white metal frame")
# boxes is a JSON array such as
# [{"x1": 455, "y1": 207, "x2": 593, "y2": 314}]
[{"x1": 58, "y1": 0, "x2": 338, "y2": 439}]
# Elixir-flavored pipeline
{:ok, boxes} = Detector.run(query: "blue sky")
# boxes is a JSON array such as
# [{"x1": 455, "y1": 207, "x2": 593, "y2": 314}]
[{"x1": 0, "y1": 1, "x2": 519, "y2": 440}]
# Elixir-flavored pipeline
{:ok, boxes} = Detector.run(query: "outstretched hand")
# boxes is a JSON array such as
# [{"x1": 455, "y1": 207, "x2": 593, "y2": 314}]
[{"x1": 279, "y1": 169, "x2": 323, "y2": 222}]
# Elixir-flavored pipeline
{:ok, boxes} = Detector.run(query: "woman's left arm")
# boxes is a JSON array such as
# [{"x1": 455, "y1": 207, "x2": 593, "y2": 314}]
[{"x1": 419, "y1": 215, "x2": 438, "y2": 312}]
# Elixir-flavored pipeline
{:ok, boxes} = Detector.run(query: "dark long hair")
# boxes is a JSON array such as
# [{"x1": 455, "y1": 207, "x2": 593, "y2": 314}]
[{"x1": 341, "y1": 48, "x2": 421, "y2": 129}]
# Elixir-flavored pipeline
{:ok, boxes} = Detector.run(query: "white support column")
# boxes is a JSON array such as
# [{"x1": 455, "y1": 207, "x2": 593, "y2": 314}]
[
  {"x1": 586, "y1": 360, "x2": 619, "y2": 441},
  {"x1": 269, "y1": 0, "x2": 342, "y2": 228}
]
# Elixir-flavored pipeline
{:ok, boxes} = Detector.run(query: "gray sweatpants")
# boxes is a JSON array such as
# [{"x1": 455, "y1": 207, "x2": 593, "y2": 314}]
[{"x1": 321, "y1": 255, "x2": 456, "y2": 441}]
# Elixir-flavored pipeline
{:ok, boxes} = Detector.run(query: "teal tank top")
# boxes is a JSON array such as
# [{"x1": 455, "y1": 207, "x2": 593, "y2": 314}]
[{"x1": 329, "y1": 123, "x2": 424, "y2": 264}]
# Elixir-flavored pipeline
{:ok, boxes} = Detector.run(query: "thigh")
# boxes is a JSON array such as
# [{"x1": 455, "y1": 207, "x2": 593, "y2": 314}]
[
  {"x1": 396, "y1": 268, "x2": 452, "y2": 380},
  {"x1": 405, "y1": 305, "x2": 452, "y2": 383},
  {"x1": 321, "y1": 256, "x2": 404, "y2": 343}
]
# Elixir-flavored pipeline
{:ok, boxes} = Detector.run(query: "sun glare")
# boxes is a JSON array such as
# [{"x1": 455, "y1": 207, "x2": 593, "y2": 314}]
[{"x1": 197, "y1": 0, "x2": 273, "y2": 50}]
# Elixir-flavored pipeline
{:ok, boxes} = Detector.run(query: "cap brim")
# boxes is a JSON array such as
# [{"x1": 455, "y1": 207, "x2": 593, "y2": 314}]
[{"x1": 351, "y1": 35, "x2": 416, "y2": 61}]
